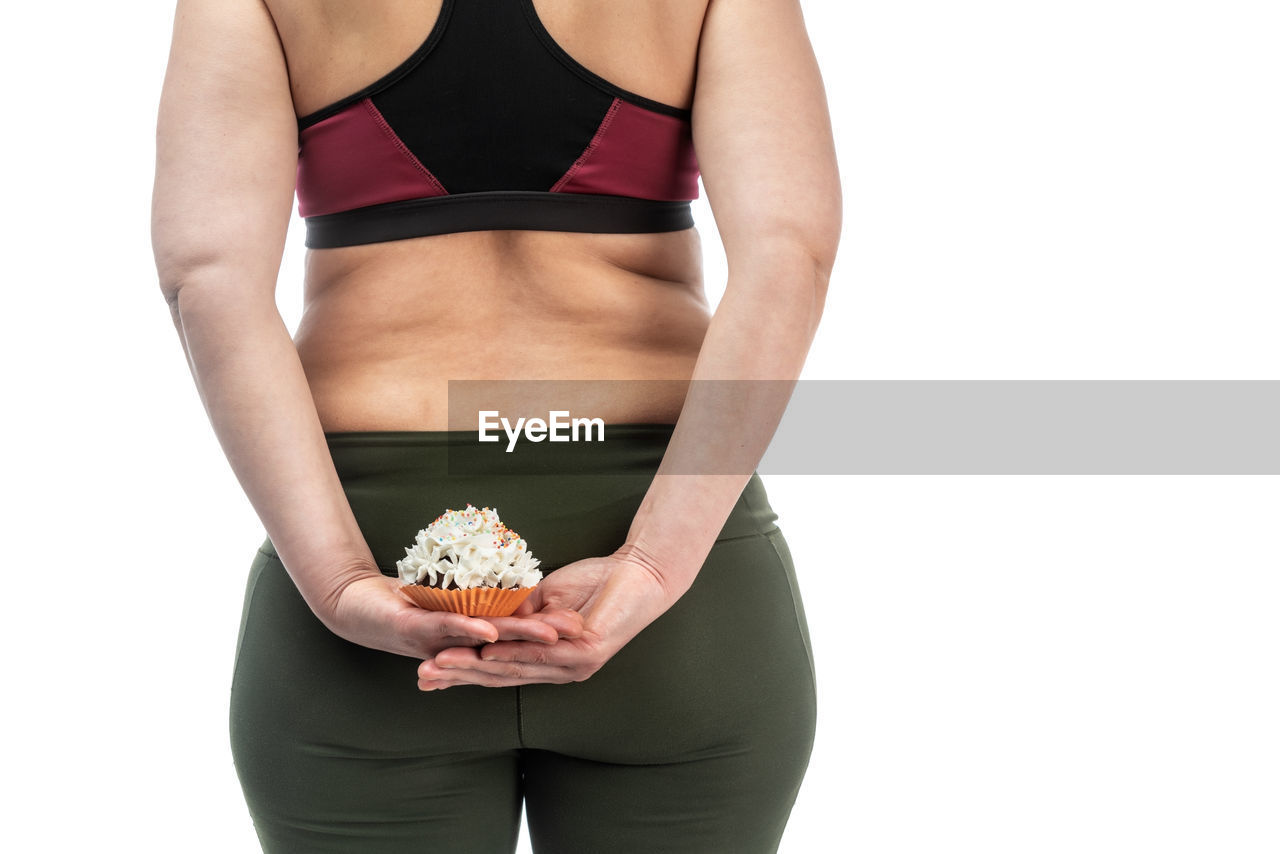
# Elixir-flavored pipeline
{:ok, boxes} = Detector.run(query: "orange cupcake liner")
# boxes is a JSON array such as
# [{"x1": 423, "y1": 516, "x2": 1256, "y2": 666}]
[{"x1": 397, "y1": 583, "x2": 536, "y2": 617}]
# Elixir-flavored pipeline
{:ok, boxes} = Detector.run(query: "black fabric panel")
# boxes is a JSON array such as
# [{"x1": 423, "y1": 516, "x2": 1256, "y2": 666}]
[
  {"x1": 304, "y1": 192, "x2": 694, "y2": 248},
  {"x1": 518, "y1": 0, "x2": 692, "y2": 120},
  {"x1": 371, "y1": 0, "x2": 616, "y2": 194}
]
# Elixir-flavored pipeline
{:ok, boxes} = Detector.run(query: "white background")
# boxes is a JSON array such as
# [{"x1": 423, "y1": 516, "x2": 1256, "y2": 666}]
[{"x1": 3, "y1": 1, "x2": 1277, "y2": 851}]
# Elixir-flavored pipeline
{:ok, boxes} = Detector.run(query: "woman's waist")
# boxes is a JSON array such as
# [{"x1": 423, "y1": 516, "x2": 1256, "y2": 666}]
[
  {"x1": 294, "y1": 425, "x2": 780, "y2": 574},
  {"x1": 292, "y1": 240, "x2": 712, "y2": 432},
  {"x1": 300, "y1": 343, "x2": 705, "y2": 433}
]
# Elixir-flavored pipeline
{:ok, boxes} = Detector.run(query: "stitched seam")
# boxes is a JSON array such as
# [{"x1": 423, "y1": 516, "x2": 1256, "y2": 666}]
[
  {"x1": 516, "y1": 687, "x2": 527, "y2": 748},
  {"x1": 550, "y1": 98, "x2": 621, "y2": 192},
  {"x1": 308, "y1": 193, "x2": 687, "y2": 223},
  {"x1": 762, "y1": 529, "x2": 819, "y2": 706},
  {"x1": 231, "y1": 550, "x2": 274, "y2": 690},
  {"x1": 714, "y1": 526, "x2": 780, "y2": 545},
  {"x1": 362, "y1": 98, "x2": 449, "y2": 194}
]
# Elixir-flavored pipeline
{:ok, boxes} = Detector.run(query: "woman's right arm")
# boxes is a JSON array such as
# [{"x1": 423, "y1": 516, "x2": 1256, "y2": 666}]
[{"x1": 150, "y1": 0, "x2": 573, "y2": 657}]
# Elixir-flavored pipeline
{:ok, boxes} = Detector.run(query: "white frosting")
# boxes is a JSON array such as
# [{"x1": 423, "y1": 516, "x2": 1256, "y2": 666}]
[{"x1": 396, "y1": 504, "x2": 542, "y2": 590}]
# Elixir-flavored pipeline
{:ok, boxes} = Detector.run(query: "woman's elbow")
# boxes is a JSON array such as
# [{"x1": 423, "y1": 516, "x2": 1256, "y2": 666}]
[{"x1": 728, "y1": 223, "x2": 839, "y2": 301}]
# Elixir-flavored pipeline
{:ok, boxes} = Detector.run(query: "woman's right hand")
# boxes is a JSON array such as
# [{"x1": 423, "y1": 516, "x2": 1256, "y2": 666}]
[{"x1": 316, "y1": 572, "x2": 584, "y2": 660}]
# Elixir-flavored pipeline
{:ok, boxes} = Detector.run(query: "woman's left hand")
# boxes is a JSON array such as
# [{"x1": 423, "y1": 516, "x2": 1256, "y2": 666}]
[{"x1": 419, "y1": 550, "x2": 677, "y2": 690}]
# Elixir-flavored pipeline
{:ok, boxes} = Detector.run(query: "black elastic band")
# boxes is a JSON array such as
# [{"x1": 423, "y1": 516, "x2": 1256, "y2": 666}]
[{"x1": 303, "y1": 191, "x2": 694, "y2": 248}]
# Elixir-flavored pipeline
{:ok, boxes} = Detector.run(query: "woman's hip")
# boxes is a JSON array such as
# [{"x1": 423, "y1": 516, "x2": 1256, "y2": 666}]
[{"x1": 237, "y1": 424, "x2": 815, "y2": 761}]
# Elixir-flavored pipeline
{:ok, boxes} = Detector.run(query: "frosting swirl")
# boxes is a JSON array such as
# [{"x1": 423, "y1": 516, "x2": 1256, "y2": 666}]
[{"x1": 396, "y1": 504, "x2": 542, "y2": 590}]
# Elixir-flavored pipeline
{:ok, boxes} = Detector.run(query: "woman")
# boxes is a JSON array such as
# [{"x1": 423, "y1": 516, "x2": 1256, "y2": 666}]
[{"x1": 152, "y1": 0, "x2": 840, "y2": 851}]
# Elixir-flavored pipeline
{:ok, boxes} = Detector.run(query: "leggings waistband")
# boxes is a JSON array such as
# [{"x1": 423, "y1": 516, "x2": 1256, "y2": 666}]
[
  {"x1": 264, "y1": 423, "x2": 780, "y2": 575},
  {"x1": 324, "y1": 422, "x2": 694, "y2": 478}
]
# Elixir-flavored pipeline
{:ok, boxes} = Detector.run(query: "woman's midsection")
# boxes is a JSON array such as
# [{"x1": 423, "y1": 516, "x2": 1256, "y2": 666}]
[{"x1": 292, "y1": 228, "x2": 712, "y2": 432}]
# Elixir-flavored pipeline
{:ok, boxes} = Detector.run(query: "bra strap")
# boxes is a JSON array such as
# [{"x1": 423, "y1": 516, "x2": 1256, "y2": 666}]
[{"x1": 304, "y1": 191, "x2": 694, "y2": 248}]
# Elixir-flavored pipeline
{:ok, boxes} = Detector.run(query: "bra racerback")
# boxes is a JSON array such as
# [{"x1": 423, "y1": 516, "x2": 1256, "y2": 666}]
[{"x1": 294, "y1": 0, "x2": 701, "y2": 248}]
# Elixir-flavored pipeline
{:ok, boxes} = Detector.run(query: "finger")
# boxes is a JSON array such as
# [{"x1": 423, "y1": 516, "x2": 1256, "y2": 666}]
[
  {"x1": 431, "y1": 646, "x2": 496, "y2": 670},
  {"x1": 418, "y1": 677, "x2": 467, "y2": 691},
  {"x1": 512, "y1": 585, "x2": 545, "y2": 617},
  {"x1": 532, "y1": 607, "x2": 585, "y2": 639},
  {"x1": 479, "y1": 638, "x2": 590, "y2": 667},
  {"x1": 418, "y1": 673, "x2": 558, "y2": 690},
  {"x1": 415, "y1": 611, "x2": 500, "y2": 643},
  {"x1": 487, "y1": 610, "x2": 583, "y2": 641},
  {"x1": 485, "y1": 615, "x2": 559, "y2": 644},
  {"x1": 430, "y1": 647, "x2": 560, "y2": 676},
  {"x1": 419, "y1": 661, "x2": 546, "y2": 689},
  {"x1": 420, "y1": 653, "x2": 575, "y2": 686},
  {"x1": 431, "y1": 645, "x2": 571, "y2": 676}
]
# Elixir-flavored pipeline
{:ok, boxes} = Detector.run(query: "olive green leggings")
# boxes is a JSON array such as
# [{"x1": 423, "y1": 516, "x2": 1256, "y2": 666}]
[{"x1": 229, "y1": 425, "x2": 817, "y2": 853}]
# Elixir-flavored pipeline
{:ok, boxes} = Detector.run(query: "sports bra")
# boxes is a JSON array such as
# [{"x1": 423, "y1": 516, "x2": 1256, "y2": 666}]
[{"x1": 294, "y1": 0, "x2": 701, "y2": 248}]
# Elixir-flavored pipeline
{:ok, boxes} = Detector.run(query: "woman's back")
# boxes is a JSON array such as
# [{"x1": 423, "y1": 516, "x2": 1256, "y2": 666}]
[
  {"x1": 153, "y1": 2, "x2": 839, "y2": 849},
  {"x1": 263, "y1": 0, "x2": 714, "y2": 432}
]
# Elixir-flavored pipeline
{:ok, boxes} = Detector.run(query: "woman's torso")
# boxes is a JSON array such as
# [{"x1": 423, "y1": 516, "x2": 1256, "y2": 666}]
[{"x1": 264, "y1": 0, "x2": 713, "y2": 432}]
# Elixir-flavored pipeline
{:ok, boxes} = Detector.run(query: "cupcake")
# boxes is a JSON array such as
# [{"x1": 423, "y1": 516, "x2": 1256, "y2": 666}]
[{"x1": 395, "y1": 504, "x2": 542, "y2": 617}]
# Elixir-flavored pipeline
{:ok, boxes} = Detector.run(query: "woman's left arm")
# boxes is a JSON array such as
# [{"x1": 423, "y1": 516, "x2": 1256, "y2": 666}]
[{"x1": 422, "y1": 0, "x2": 841, "y2": 689}]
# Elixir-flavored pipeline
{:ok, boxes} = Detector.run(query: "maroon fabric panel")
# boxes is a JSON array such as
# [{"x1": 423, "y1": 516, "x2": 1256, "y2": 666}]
[
  {"x1": 296, "y1": 98, "x2": 448, "y2": 217},
  {"x1": 552, "y1": 99, "x2": 700, "y2": 200}
]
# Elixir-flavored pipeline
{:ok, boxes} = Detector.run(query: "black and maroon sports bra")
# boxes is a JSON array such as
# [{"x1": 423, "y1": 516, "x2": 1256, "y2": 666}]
[{"x1": 295, "y1": 0, "x2": 701, "y2": 248}]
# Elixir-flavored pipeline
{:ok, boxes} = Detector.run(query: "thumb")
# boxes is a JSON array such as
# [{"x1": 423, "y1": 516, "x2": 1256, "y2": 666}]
[
  {"x1": 413, "y1": 608, "x2": 500, "y2": 643},
  {"x1": 513, "y1": 583, "x2": 545, "y2": 617},
  {"x1": 512, "y1": 582, "x2": 584, "y2": 639}
]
